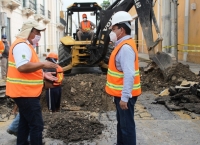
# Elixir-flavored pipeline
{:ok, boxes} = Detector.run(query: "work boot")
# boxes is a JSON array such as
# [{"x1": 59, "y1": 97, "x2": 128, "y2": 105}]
[{"x1": 7, "y1": 129, "x2": 17, "y2": 136}]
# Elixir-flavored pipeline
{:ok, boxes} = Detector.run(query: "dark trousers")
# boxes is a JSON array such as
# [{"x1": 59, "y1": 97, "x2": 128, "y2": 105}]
[
  {"x1": 46, "y1": 86, "x2": 62, "y2": 112},
  {"x1": 14, "y1": 97, "x2": 43, "y2": 145},
  {"x1": 114, "y1": 97, "x2": 138, "y2": 145}
]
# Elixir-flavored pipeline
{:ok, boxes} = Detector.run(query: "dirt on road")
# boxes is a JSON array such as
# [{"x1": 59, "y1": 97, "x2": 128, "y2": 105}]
[
  {"x1": 41, "y1": 73, "x2": 115, "y2": 143},
  {"x1": 1, "y1": 62, "x2": 200, "y2": 143},
  {"x1": 140, "y1": 62, "x2": 200, "y2": 93}
]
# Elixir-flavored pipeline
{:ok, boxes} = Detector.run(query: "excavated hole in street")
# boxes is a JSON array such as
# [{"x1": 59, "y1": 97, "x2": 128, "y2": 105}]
[{"x1": 1, "y1": 62, "x2": 200, "y2": 143}]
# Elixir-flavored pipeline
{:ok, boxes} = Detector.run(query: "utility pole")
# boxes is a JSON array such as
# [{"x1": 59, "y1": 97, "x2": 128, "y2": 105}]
[{"x1": 171, "y1": 0, "x2": 178, "y2": 61}]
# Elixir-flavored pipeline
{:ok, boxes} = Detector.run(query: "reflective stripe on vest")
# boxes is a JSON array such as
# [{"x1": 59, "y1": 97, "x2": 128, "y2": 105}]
[
  {"x1": 6, "y1": 38, "x2": 43, "y2": 98},
  {"x1": 105, "y1": 38, "x2": 141, "y2": 97},
  {"x1": 81, "y1": 21, "x2": 91, "y2": 31}
]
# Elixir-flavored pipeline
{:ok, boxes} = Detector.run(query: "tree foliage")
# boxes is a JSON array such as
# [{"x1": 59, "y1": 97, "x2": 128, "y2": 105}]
[{"x1": 101, "y1": 0, "x2": 110, "y2": 10}]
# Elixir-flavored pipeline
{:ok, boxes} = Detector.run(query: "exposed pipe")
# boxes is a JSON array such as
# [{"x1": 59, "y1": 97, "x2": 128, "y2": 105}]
[
  {"x1": 43, "y1": 0, "x2": 46, "y2": 52},
  {"x1": 0, "y1": 2, "x2": 2, "y2": 38},
  {"x1": 162, "y1": 0, "x2": 171, "y2": 53},
  {"x1": 171, "y1": 0, "x2": 178, "y2": 61},
  {"x1": 183, "y1": 0, "x2": 189, "y2": 62}
]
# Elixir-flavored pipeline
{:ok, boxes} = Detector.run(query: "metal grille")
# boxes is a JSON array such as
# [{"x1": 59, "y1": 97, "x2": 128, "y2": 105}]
[
  {"x1": 29, "y1": 0, "x2": 36, "y2": 10},
  {"x1": 40, "y1": 4, "x2": 44, "y2": 15},
  {"x1": 48, "y1": 10, "x2": 51, "y2": 19}
]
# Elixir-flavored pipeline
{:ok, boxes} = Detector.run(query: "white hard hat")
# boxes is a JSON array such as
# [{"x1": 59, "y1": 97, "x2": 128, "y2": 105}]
[{"x1": 111, "y1": 11, "x2": 132, "y2": 27}]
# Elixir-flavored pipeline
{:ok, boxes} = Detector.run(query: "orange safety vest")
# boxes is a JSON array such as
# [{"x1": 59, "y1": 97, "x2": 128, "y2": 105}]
[
  {"x1": 6, "y1": 38, "x2": 44, "y2": 98},
  {"x1": 105, "y1": 39, "x2": 141, "y2": 97},
  {"x1": 81, "y1": 21, "x2": 91, "y2": 31},
  {"x1": 0, "y1": 40, "x2": 5, "y2": 54},
  {"x1": 53, "y1": 65, "x2": 63, "y2": 86}
]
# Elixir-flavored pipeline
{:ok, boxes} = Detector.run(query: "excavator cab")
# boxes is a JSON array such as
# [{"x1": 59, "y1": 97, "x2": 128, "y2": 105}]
[
  {"x1": 65, "y1": 2, "x2": 101, "y2": 41},
  {"x1": 58, "y1": 2, "x2": 105, "y2": 73}
]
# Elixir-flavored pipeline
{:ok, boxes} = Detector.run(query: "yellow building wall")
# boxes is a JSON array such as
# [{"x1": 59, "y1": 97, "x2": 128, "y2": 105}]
[
  {"x1": 187, "y1": 0, "x2": 200, "y2": 63},
  {"x1": 129, "y1": 1, "x2": 200, "y2": 63},
  {"x1": 177, "y1": 0, "x2": 185, "y2": 61}
]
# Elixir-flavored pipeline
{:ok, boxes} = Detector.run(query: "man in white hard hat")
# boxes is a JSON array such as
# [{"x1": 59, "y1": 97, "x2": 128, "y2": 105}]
[
  {"x1": 105, "y1": 11, "x2": 141, "y2": 145},
  {"x1": 6, "y1": 19, "x2": 58, "y2": 145}
]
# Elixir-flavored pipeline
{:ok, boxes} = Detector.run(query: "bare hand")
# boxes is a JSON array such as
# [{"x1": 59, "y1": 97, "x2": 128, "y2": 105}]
[
  {"x1": 43, "y1": 61, "x2": 57, "y2": 69},
  {"x1": 119, "y1": 100, "x2": 128, "y2": 110},
  {"x1": 44, "y1": 72, "x2": 58, "y2": 81}
]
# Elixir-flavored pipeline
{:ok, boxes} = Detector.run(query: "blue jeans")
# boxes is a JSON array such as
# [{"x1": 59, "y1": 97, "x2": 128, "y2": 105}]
[
  {"x1": 114, "y1": 97, "x2": 138, "y2": 145},
  {"x1": 8, "y1": 113, "x2": 30, "y2": 141},
  {"x1": 8, "y1": 113, "x2": 20, "y2": 133},
  {"x1": 14, "y1": 97, "x2": 43, "y2": 145}
]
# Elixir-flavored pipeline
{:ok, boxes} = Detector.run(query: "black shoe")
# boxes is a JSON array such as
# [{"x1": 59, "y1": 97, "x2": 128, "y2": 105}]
[{"x1": 7, "y1": 129, "x2": 17, "y2": 136}]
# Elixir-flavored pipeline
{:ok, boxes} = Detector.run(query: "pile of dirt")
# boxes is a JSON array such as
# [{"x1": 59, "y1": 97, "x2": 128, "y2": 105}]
[
  {"x1": 1, "y1": 62, "x2": 200, "y2": 143},
  {"x1": 40, "y1": 73, "x2": 115, "y2": 143},
  {"x1": 140, "y1": 63, "x2": 200, "y2": 93},
  {"x1": 43, "y1": 112, "x2": 104, "y2": 144},
  {"x1": 0, "y1": 97, "x2": 14, "y2": 115},
  {"x1": 41, "y1": 73, "x2": 115, "y2": 112}
]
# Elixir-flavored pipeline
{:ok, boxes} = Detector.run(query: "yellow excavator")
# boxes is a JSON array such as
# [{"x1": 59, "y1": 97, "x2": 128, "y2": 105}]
[{"x1": 59, "y1": 0, "x2": 174, "y2": 79}]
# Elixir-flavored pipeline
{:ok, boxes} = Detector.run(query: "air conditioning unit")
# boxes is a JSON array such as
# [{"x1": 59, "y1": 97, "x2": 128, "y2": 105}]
[{"x1": 0, "y1": 12, "x2": 7, "y2": 27}]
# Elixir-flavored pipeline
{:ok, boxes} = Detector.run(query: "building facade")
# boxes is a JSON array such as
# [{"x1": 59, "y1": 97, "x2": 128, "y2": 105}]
[
  {"x1": 109, "y1": 0, "x2": 200, "y2": 64},
  {"x1": 0, "y1": 0, "x2": 65, "y2": 57}
]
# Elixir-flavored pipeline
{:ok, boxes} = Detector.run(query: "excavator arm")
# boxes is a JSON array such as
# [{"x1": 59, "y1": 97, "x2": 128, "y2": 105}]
[{"x1": 87, "y1": 0, "x2": 173, "y2": 73}]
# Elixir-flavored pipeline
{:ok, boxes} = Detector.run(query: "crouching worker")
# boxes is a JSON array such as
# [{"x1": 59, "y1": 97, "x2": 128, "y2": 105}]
[{"x1": 44, "y1": 52, "x2": 64, "y2": 113}]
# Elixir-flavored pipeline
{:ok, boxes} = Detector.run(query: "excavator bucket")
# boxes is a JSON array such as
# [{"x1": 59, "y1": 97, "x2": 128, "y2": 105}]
[
  {"x1": 151, "y1": 52, "x2": 173, "y2": 71},
  {"x1": 149, "y1": 52, "x2": 176, "y2": 80}
]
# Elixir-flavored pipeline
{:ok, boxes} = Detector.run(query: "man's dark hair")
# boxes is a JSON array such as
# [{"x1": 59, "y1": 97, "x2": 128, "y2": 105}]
[{"x1": 115, "y1": 22, "x2": 131, "y2": 35}]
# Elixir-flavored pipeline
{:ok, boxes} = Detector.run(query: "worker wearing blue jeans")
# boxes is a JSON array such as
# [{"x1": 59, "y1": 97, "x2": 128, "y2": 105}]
[
  {"x1": 7, "y1": 113, "x2": 30, "y2": 142},
  {"x1": 7, "y1": 113, "x2": 19, "y2": 136}
]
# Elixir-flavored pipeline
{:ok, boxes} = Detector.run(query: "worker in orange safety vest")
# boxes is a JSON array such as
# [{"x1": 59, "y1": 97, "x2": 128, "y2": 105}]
[
  {"x1": 105, "y1": 11, "x2": 141, "y2": 145},
  {"x1": 6, "y1": 19, "x2": 58, "y2": 145},
  {"x1": 44, "y1": 52, "x2": 64, "y2": 113},
  {"x1": 77, "y1": 13, "x2": 96, "y2": 41}
]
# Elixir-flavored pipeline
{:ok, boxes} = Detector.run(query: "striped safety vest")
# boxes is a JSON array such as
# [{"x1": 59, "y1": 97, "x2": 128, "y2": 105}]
[
  {"x1": 6, "y1": 38, "x2": 44, "y2": 98},
  {"x1": 105, "y1": 38, "x2": 141, "y2": 97},
  {"x1": 81, "y1": 21, "x2": 91, "y2": 31},
  {"x1": 0, "y1": 40, "x2": 4, "y2": 54},
  {"x1": 53, "y1": 65, "x2": 63, "y2": 86}
]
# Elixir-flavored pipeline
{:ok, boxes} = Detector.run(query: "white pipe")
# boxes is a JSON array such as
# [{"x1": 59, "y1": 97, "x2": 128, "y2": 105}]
[
  {"x1": 0, "y1": 2, "x2": 2, "y2": 38},
  {"x1": 157, "y1": 0, "x2": 160, "y2": 27},
  {"x1": 171, "y1": 0, "x2": 178, "y2": 60},
  {"x1": 162, "y1": 0, "x2": 171, "y2": 53},
  {"x1": 183, "y1": 0, "x2": 189, "y2": 62}
]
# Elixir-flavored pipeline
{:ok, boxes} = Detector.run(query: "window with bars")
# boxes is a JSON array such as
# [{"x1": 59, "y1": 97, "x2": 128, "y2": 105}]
[
  {"x1": 48, "y1": 10, "x2": 51, "y2": 19},
  {"x1": 29, "y1": 0, "x2": 36, "y2": 10},
  {"x1": 40, "y1": 4, "x2": 44, "y2": 15},
  {"x1": 23, "y1": 0, "x2": 36, "y2": 10}
]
